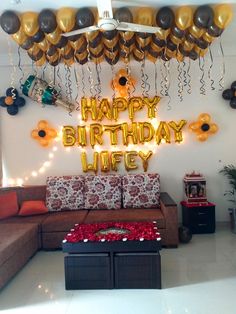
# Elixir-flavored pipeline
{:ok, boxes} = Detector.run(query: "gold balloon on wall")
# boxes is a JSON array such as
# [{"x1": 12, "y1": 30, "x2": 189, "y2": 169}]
[
  {"x1": 111, "y1": 151, "x2": 123, "y2": 171},
  {"x1": 124, "y1": 151, "x2": 138, "y2": 171},
  {"x1": 175, "y1": 6, "x2": 193, "y2": 30},
  {"x1": 21, "y1": 12, "x2": 39, "y2": 36},
  {"x1": 168, "y1": 120, "x2": 187, "y2": 143},
  {"x1": 138, "y1": 151, "x2": 153, "y2": 172},
  {"x1": 214, "y1": 4, "x2": 233, "y2": 29},
  {"x1": 81, "y1": 152, "x2": 98, "y2": 173},
  {"x1": 77, "y1": 126, "x2": 87, "y2": 147},
  {"x1": 56, "y1": 7, "x2": 75, "y2": 32},
  {"x1": 103, "y1": 125, "x2": 121, "y2": 145},
  {"x1": 62, "y1": 126, "x2": 76, "y2": 146},
  {"x1": 100, "y1": 151, "x2": 110, "y2": 172},
  {"x1": 90, "y1": 123, "x2": 103, "y2": 148}
]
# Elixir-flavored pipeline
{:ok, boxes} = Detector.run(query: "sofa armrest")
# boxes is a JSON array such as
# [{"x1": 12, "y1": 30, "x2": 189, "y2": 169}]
[{"x1": 160, "y1": 192, "x2": 178, "y2": 247}]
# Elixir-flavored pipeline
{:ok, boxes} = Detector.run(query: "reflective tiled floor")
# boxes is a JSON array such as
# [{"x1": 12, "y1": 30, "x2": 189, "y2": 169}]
[{"x1": 0, "y1": 224, "x2": 235, "y2": 314}]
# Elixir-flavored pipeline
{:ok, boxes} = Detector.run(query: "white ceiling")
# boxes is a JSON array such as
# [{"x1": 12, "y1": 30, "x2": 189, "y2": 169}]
[{"x1": 0, "y1": 0, "x2": 236, "y2": 61}]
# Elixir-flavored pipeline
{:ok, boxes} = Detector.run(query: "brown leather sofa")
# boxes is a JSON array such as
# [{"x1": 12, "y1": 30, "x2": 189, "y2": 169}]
[{"x1": 0, "y1": 185, "x2": 178, "y2": 289}]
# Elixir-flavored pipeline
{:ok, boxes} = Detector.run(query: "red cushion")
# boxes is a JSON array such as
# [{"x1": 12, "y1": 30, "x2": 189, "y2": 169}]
[
  {"x1": 0, "y1": 191, "x2": 18, "y2": 220},
  {"x1": 18, "y1": 200, "x2": 48, "y2": 216}
]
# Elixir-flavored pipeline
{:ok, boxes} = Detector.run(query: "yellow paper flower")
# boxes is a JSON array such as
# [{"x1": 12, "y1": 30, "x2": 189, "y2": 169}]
[
  {"x1": 31, "y1": 120, "x2": 57, "y2": 147},
  {"x1": 189, "y1": 113, "x2": 218, "y2": 142},
  {"x1": 111, "y1": 69, "x2": 136, "y2": 97}
]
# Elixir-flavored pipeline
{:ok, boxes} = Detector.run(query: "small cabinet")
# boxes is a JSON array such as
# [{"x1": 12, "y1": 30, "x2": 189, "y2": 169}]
[{"x1": 181, "y1": 201, "x2": 215, "y2": 234}]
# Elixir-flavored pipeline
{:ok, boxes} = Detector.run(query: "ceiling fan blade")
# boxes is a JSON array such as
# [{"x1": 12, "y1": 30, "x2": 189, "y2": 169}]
[
  {"x1": 97, "y1": 0, "x2": 113, "y2": 18},
  {"x1": 117, "y1": 22, "x2": 161, "y2": 34},
  {"x1": 63, "y1": 26, "x2": 100, "y2": 37}
]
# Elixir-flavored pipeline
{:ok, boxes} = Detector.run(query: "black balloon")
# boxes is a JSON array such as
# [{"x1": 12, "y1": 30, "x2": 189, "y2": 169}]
[
  {"x1": 156, "y1": 7, "x2": 174, "y2": 30},
  {"x1": 231, "y1": 81, "x2": 236, "y2": 92},
  {"x1": 20, "y1": 38, "x2": 34, "y2": 50},
  {"x1": 172, "y1": 26, "x2": 185, "y2": 39},
  {"x1": 31, "y1": 30, "x2": 45, "y2": 43},
  {"x1": 230, "y1": 97, "x2": 236, "y2": 109},
  {"x1": 189, "y1": 50, "x2": 198, "y2": 60},
  {"x1": 179, "y1": 45, "x2": 189, "y2": 57},
  {"x1": 114, "y1": 7, "x2": 133, "y2": 23},
  {"x1": 137, "y1": 32, "x2": 151, "y2": 39},
  {"x1": 167, "y1": 39, "x2": 177, "y2": 51},
  {"x1": 207, "y1": 23, "x2": 223, "y2": 37},
  {"x1": 38, "y1": 9, "x2": 57, "y2": 33},
  {"x1": 0, "y1": 10, "x2": 20, "y2": 34},
  {"x1": 186, "y1": 33, "x2": 196, "y2": 44},
  {"x1": 55, "y1": 36, "x2": 68, "y2": 48},
  {"x1": 222, "y1": 89, "x2": 234, "y2": 100},
  {"x1": 196, "y1": 38, "x2": 208, "y2": 49},
  {"x1": 178, "y1": 226, "x2": 192, "y2": 243},
  {"x1": 76, "y1": 8, "x2": 94, "y2": 29},
  {"x1": 27, "y1": 50, "x2": 43, "y2": 61},
  {"x1": 152, "y1": 35, "x2": 166, "y2": 48},
  {"x1": 103, "y1": 30, "x2": 117, "y2": 40},
  {"x1": 47, "y1": 45, "x2": 57, "y2": 56},
  {"x1": 193, "y1": 5, "x2": 214, "y2": 29}
]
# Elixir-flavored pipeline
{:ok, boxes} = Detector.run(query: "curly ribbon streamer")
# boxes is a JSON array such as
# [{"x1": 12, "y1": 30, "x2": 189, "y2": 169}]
[
  {"x1": 160, "y1": 60, "x2": 165, "y2": 97},
  {"x1": 86, "y1": 35, "x2": 95, "y2": 98},
  {"x1": 123, "y1": 36, "x2": 131, "y2": 98},
  {"x1": 68, "y1": 66, "x2": 73, "y2": 102},
  {"x1": 56, "y1": 65, "x2": 62, "y2": 99},
  {"x1": 154, "y1": 62, "x2": 158, "y2": 96},
  {"x1": 177, "y1": 60, "x2": 183, "y2": 102},
  {"x1": 219, "y1": 37, "x2": 225, "y2": 91},
  {"x1": 81, "y1": 65, "x2": 85, "y2": 98},
  {"x1": 94, "y1": 62, "x2": 102, "y2": 101},
  {"x1": 74, "y1": 63, "x2": 80, "y2": 111},
  {"x1": 41, "y1": 63, "x2": 47, "y2": 81},
  {"x1": 208, "y1": 47, "x2": 215, "y2": 91},
  {"x1": 17, "y1": 46, "x2": 24, "y2": 89},
  {"x1": 64, "y1": 63, "x2": 69, "y2": 102},
  {"x1": 187, "y1": 58, "x2": 192, "y2": 94},
  {"x1": 110, "y1": 45, "x2": 116, "y2": 100},
  {"x1": 183, "y1": 59, "x2": 188, "y2": 87},
  {"x1": 199, "y1": 57, "x2": 206, "y2": 96},
  {"x1": 7, "y1": 37, "x2": 17, "y2": 98},
  {"x1": 163, "y1": 60, "x2": 171, "y2": 110}
]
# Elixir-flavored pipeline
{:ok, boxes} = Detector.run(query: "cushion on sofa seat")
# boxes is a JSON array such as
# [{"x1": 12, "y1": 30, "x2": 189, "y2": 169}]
[
  {"x1": 17, "y1": 186, "x2": 46, "y2": 206},
  {"x1": 46, "y1": 176, "x2": 85, "y2": 211},
  {"x1": 0, "y1": 191, "x2": 18, "y2": 220},
  {"x1": 18, "y1": 200, "x2": 48, "y2": 216},
  {"x1": 41, "y1": 210, "x2": 88, "y2": 232},
  {"x1": 84, "y1": 208, "x2": 165, "y2": 228},
  {"x1": 122, "y1": 173, "x2": 160, "y2": 209},
  {"x1": 84, "y1": 175, "x2": 122, "y2": 209}
]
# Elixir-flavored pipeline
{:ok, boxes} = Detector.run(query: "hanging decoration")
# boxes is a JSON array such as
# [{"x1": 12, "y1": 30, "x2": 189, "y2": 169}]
[
  {"x1": 0, "y1": 4, "x2": 233, "y2": 66},
  {"x1": 189, "y1": 113, "x2": 218, "y2": 142},
  {"x1": 222, "y1": 81, "x2": 236, "y2": 109},
  {"x1": 22, "y1": 75, "x2": 75, "y2": 111},
  {"x1": 31, "y1": 120, "x2": 57, "y2": 147},
  {"x1": 0, "y1": 87, "x2": 26, "y2": 115},
  {"x1": 111, "y1": 69, "x2": 136, "y2": 97}
]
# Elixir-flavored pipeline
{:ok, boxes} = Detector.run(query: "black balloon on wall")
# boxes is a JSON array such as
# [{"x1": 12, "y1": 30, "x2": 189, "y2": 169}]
[
  {"x1": 193, "y1": 5, "x2": 214, "y2": 29},
  {"x1": 38, "y1": 9, "x2": 57, "y2": 33},
  {"x1": 156, "y1": 7, "x2": 174, "y2": 30},
  {"x1": 114, "y1": 7, "x2": 133, "y2": 23},
  {"x1": 0, "y1": 10, "x2": 20, "y2": 34},
  {"x1": 222, "y1": 82, "x2": 236, "y2": 109},
  {"x1": 76, "y1": 8, "x2": 95, "y2": 29}
]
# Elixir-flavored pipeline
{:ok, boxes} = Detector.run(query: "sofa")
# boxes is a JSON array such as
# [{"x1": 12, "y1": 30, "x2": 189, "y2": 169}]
[{"x1": 0, "y1": 173, "x2": 178, "y2": 289}]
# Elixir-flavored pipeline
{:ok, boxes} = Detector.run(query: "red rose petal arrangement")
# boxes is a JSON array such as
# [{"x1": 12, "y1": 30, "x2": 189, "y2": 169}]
[{"x1": 63, "y1": 221, "x2": 161, "y2": 243}]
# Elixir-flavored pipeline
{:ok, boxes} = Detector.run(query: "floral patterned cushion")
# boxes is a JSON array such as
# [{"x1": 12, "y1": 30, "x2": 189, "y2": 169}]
[
  {"x1": 46, "y1": 176, "x2": 85, "y2": 211},
  {"x1": 122, "y1": 173, "x2": 160, "y2": 209},
  {"x1": 84, "y1": 175, "x2": 122, "y2": 210}
]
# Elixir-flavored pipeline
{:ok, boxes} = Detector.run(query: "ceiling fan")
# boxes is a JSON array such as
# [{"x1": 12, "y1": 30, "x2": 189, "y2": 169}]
[{"x1": 63, "y1": 0, "x2": 161, "y2": 37}]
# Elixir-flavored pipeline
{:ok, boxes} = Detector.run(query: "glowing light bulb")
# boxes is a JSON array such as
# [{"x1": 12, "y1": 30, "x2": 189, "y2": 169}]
[
  {"x1": 8, "y1": 178, "x2": 15, "y2": 186},
  {"x1": 16, "y1": 178, "x2": 24, "y2": 186},
  {"x1": 66, "y1": 147, "x2": 71, "y2": 152},
  {"x1": 52, "y1": 146, "x2": 58, "y2": 152},
  {"x1": 49, "y1": 153, "x2": 54, "y2": 159},
  {"x1": 31, "y1": 171, "x2": 38, "y2": 177},
  {"x1": 44, "y1": 161, "x2": 51, "y2": 167},
  {"x1": 39, "y1": 167, "x2": 45, "y2": 174},
  {"x1": 24, "y1": 176, "x2": 29, "y2": 181}
]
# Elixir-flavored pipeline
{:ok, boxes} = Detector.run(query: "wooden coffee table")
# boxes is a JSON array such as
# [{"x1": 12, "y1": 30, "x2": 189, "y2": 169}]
[{"x1": 62, "y1": 221, "x2": 162, "y2": 289}]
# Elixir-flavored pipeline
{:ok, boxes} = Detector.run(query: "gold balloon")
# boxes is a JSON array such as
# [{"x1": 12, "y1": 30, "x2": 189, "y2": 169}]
[
  {"x1": 189, "y1": 25, "x2": 204, "y2": 38},
  {"x1": 100, "y1": 151, "x2": 110, "y2": 172},
  {"x1": 135, "y1": 7, "x2": 154, "y2": 25},
  {"x1": 129, "y1": 97, "x2": 143, "y2": 120},
  {"x1": 124, "y1": 151, "x2": 138, "y2": 171},
  {"x1": 147, "y1": 53, "x2": 157, "y2": 63},
  {"x1": 214, "y1": 4, "x2": 233, "y2": 29},
  {"x1": 120, "y1": 31, "x2": 134, "y2": 41},
  {"x1": 46, "y1": 27, "x2": 61, "y2": 45},
  {"x1": 89, "y1": 44, "x2": 103, "y2": 56},
  {"x1": 12, "y1": 27, "x2": 28, "y2": 45},
  {"x1": 103, "y1": 124, "x2": 121, "y2": 145},
  {"x1": 138, "y1": 122, "x2": 154, "y2": 143},
  {"x1": 47, "y1": 51, "x2": 59, "y2": 63},
  {"x1": 133, "y1": 47, "x2": 145, "y2": 60},
  {"x1": 175, "y1": 6, "x2": 193, "y2": 30},
  {"x1": 62, "y1": 126, "x2": 76, "y2": 146},
  {"x1": 103, "y1": 36, "x2": 119, "y2": 49},
  {"x1": 91, "y1": 55, "x2": 104, "y2": 64},
  {"x1": 21, "y1": 12, "x2": 39, "y2": 36},
  {"x1": 121, "y1": 122, "x2": 138, "y2": 146},
  {"x1": 176, "y1": 51, "x2": 184, "y2": 62},
  {"x1": 28, "y1": 44, "x2": 41, "y2": 56},
  {"x1": 56, "y1": 7, "x2": 75, "y2": 32},
  {"x1": 37, "y1": 38, "x2": 49, "y2": 52},
  {"x1": 156, "y1": 121, "x2": 171, "y2": 145},
  {"x1": 166, "y1": 49, "x2": 176, "y2": 59},
  {"x1": 183, "y1": 40, "x2": 194, "y2": 51},
  {"x1": 69, "y1": 36, "x2": 86, "y2": 50},
  {"x1": 90, "y1": 123, "x2": 103, "y2": 148},
  {"x1": 203, "y1": 32, "x2": 214, "y2": 43},
  {"x1": 138, "y1": 151, "x2": 153, "y2": 172},
  {"x1": 168, "y1": 120, "x2": 187, "y2": 143},
  {"x1": 112, "y1": 97, "x2": 128, "y2": 121},
  {"x1": 77, "y1": 126, "x2": 87, "y2": 147},
  {"x1": 111, "y1": 151, "x2": 123, "y2": 171},
  {"x1": 189, "y1": 121, "x2": 201, "y2": 132},
  {"x1": 170, "y1": 34, "x2": 183, "y2": 45},
  {"x1": 81, "y1": 152, "x2": 98, "y2": 174},
  {"x1": 143, "y1": 96, "x2": 161, "y2": 118},
  {"x1": 154, "y1": 29, "x2": 170, "y2": 40},
  {"x1": 61, "y1": 42, "x2": 72, "y2": 55},
  {"x1": 81, "y1": 97, "x2": 97, "y2": 121},
  {"x1": 35, "y1": 54, "x2": 46, "y2": 66}
]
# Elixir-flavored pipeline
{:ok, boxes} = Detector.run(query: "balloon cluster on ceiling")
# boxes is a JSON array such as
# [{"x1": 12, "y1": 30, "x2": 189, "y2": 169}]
[{"x1": 0, "y1": 4, "x2": 233, "y2": 66}]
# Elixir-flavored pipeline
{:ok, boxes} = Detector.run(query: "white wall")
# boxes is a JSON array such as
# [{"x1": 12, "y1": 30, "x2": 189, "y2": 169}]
[{"x1": 1, "y1": 48, "x2": 236, "y2": 222}]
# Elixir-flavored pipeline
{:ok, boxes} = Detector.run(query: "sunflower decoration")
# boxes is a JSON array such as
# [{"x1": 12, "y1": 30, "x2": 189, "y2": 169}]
[
  {"x1": 0, "y1": 87, "x2": 26, "y2": 115},
  {"x1": 111, "y1": 69, "x2": 136, "y2": 97},
  {"x1": 189, "y1": 113, "x2": 218, "y2": 142},
  {"x1": 31, "y1": 120, "x2": 57, "y2": 147}
]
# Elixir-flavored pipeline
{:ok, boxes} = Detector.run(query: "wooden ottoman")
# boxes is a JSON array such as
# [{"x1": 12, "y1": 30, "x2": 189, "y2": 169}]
[{"x1": 62, "y1": 221, "x2": 162, "y2": 290}]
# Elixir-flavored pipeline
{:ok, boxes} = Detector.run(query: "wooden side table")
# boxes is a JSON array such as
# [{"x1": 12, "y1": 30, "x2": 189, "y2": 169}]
[{"x1": 181, "y1": 201, "x2": 215, "y2": 234}]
